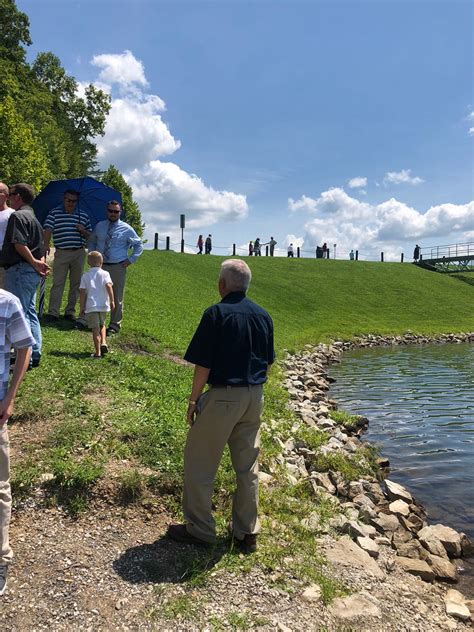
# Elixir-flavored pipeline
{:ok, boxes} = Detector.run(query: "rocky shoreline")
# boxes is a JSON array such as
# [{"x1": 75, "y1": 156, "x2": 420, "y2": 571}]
[{"x1": 272, "y1": 332, "x2": 474, "y2": 625}]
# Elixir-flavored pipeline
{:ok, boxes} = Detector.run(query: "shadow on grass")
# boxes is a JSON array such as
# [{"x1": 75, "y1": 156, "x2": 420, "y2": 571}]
[
  {"x1": 113, "y1": 535, "x2": 229, "y2": 585},
  {"x1": 48, "y1": 350, "x2": 95, "y2": 360}
]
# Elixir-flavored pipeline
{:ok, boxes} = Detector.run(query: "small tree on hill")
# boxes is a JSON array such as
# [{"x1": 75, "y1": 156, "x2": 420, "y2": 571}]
[{"x1": 101, "y1": 165, "x2": 144, "y2": 237}]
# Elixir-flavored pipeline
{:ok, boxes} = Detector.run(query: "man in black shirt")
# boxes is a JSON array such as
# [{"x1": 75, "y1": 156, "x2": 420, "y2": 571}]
[
  {"x1": 2, "y1": 184, "x2": 49, "y2": 367},
  {"x1": 167, "y1": 259, "x2": 275, "y2": 552}
]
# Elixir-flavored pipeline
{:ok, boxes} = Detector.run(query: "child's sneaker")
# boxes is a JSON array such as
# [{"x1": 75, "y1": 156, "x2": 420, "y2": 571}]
[
  {"x1": 100, "y1": 344, "x2": 109, "y2": 356},
  {"x1": 90, "y1": 354, "x2": 102, "y2": 359}
]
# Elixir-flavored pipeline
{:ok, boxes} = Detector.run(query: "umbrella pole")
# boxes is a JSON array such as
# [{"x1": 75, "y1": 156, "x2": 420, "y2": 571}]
[{"x1": 38, "y1": 276, "x2": 46, "y2": 318}]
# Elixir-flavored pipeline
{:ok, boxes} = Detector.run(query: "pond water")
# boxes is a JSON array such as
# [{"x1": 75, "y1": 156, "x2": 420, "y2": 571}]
[{"x1": 329, "y1": 342, "x2": 474, "y2": 594}]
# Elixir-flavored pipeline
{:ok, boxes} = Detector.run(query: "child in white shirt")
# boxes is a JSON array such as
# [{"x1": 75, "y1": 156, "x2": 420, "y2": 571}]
[{"x1": 79, "y1": 251, "x2": 115, "y2": 358}]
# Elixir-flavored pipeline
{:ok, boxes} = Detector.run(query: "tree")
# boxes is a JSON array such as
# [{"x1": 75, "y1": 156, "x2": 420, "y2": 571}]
[
  {"x1": 0, "y1": 0, "x2": 31, "y2": 62},
  {"x1": 102, "y1": 165, "x2": 144, "y2": 237},
  {"x1": 0, "y1": 96, "x2": 50, "y2": 191}
]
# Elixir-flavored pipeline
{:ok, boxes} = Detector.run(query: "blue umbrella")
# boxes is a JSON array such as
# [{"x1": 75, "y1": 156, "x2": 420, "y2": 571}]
[
  {"x1": 32, "y1": 176, "x2": 123, "y2": 228},
  {"x1": 32, "y1": 177, "x2": 123, "y2": 317}
]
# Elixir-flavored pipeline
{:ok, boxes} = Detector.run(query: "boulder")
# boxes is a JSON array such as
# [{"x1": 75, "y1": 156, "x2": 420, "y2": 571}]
[
  {"x1": 356, "y1": 536, "x2": 380, "y2": 559},
  {"x1": 341, "y1": 520, "x2": 377, "y2": 539},
  {"x1": 301, "y1": 584, "x2": 322, "y2": 603},
  {"x1": 395, "y1": 540, "x2": 426, "y2": 560},
  {"x1": 419, "y1": 525, "x2": 462, "y2": 558},
  {"x1": 426, "y1": 554, "x2": 458, "y2": 582},
  {"x1": 396, "y1": 557, "x2": 435, "y2": 582},
  {"x1": 325, "y1": 536, "x2": 385, "y2": 578},
  {"x1": 460, "y1": 533, "x2": 474, "y2": 557},
  {"x1": 384, "y1": 479, "x2": 413, "y2": 504},
  {"x1": 417, "y1": 528, "x2": 448, "y2": 559},
  {"x1": 310, "y1": 472, "x2": 336, "y2": 495},
  {"x1": 329, "y1": 593, "x2": 381, "y2": 621},
  {"x1": 371, "y1": 513, "x2": 400, "y2": 533},
  {"x1": 389, "y1": 499, "x2": 410, "y2": 517}
]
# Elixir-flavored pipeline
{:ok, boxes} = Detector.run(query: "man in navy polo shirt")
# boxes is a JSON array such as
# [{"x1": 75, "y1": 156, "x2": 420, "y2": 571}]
[
  {"x1": 43, "y1": 190, "x2": 91, "y2": 322},
  {"x1": 167, "y1": 259, "x2": 275, "y2": 553}
]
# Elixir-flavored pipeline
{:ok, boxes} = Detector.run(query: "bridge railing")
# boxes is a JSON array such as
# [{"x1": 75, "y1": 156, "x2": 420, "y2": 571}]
[{"x1": 420, "y1": 242, "x2": 474, "y2": 261}]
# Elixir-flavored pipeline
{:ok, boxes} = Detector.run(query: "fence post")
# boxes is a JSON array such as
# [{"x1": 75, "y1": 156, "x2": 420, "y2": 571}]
[
  {"x1": 381, "y1": 252, "x2": 384, "y2": 262},
  {"x1": 265, "y1": 245, "x2": 269, "y2": 256},
  {"x1": 356, "y1": 250, "x2": 359, "y2": 261},
  {"x1": 154, "y1": 233, "x2": 158, "y2": 250},
  {"x1": 401, "y1": 253, "x2": 404, "y2": 263},
  {"x1": 297, "y1": 247, "x2": 300, "y2": 258},
  {"x1": 233, "y1": 244, "x2": 236, "y2": 256},
  {"x1": 180, "y1": 239, "x2": 184, "y2": 253},
  {"x1": 166, "y1": 236, "x2": 170, "y2": 251}
]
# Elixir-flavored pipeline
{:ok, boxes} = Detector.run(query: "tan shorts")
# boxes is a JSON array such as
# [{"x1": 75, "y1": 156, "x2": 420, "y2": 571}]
[{"x1": 86, "y1": 312, "x2": 107, "y2": 329}]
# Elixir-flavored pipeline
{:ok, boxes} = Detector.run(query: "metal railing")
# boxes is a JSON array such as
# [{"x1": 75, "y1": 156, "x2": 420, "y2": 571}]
[{"x1": 420, "y1": 242, "x2": 474, "y2": 261}]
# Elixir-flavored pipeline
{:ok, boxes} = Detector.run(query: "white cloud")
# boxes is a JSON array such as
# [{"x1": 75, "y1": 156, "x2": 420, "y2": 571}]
[
  {"x1": 469, "y1": 127, "x2": 474, "y2": 136},
  {"x1": 97, "y1": 96, "x2": 180, "y2": 172},
  {"x1": 289, "y1": 188, "x2": 474, "y2": 261},
  {"x1": 348, "y1": 176, "x2": 367, "y2": 188},
  {"x1": 87, "y1": 50, "x2": 247, "y2": 240},
  {"x1": 383, "y1": 169, "x2": 425, "y2": 186},
  {"x1": 92, "y1": 50, "x2": 148, "y2": 88}
]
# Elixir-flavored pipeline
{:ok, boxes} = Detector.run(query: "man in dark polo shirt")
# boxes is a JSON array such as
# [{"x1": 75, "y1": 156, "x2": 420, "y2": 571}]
[
  {"x1": 43, "y1": 190, "x2": 91, "y2": 322},
  {"x1": 167, "y1": 259, "x2": 275, "y2": 553},
  {"x1": 1, "y1": 183, "x2": 50, "y2": 368}
]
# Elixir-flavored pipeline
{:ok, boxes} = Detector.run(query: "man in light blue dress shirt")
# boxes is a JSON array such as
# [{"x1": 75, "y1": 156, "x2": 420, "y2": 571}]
[{"x1": 88, "y1": 200, "x2": 143, "y2": 334}]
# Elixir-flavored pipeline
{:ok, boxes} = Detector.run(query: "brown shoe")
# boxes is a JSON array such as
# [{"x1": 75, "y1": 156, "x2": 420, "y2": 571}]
[
  {"x1": 233, "y1": 533, "x2": 258, "y2": 554},
  {"x1": 166, "y1": 523, "x2": 210, "y2": 547}
]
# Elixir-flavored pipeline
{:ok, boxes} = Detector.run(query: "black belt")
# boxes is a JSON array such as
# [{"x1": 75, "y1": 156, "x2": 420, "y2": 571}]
[
  {"x1": 57, "y1": 247, "x2": 84, "y2": 251},
  {"x1": 104, "y1": 261, "x2": 126, "y2": 265},
  {"x1": 211, "y1": 384, "x2": 260, "y2": 388}
]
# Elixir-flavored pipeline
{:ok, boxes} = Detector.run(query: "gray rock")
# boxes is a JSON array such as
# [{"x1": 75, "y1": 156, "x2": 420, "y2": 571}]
[
  {"x1": 426, "y1": 554, "x2": 458, "y2": 582},
  {"x1": 329, "y1": 592, "x2": 381, "y2": 621},
  {"x1": 389, "y1": 499, "x2": 410, "y2": 517},
  {"x1": 417, "y1": 528, "x2": 448, "y2": 559},
  {"x1": 419, "y1": 524, "x2": 462, "y2": 558},
  {"x1": 461, "y1": 533, "x2": 474, "y2": 557},
  {"x1": 356, "y1": 536, "x2": 380, "y2": 559},
  {"x1": 325, "y1": 536, "x2": 385, "y2": 579},
  {"x1": 301, "y1": 584, "x2": 322, "y2": 603},
  {"x1": 395, "y1": 540, "x2": 426, "y2": 560},
  {"x1": 385, "y1": 479, "x2": 413, "y2": 504},
  {"x1": 310, "y1": 472, "x2": 336, "y2": 495},
  {"x1": 445, "y1": 601, "x2": 471, "y2": 621},
  {"x1": 371, "y1": 512, "x2": 400, "y2": 533},
  {"x1": 341, "y1": 520, "x2": 377, "y2": 539},
  {"x1": 396, "y1": 557, "x2": 435, "y2": 582}
]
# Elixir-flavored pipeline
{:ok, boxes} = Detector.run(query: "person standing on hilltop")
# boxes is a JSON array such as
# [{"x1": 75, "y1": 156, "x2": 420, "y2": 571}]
[
  {"x1": 248, "y1": 241, "x2": 254, "y2": 256},
  {"x1": 254, "y1": 238, "x2": 261, "y2": 256},
  {"x1": 0, "y1": 184, "x2": 14, "y2": 289},
  {"x1": 205, "y1": 234, "x2": 212, "y2": 255},
  {"x1": 268, "y1": 237, "x2": 277, "y2": 257},
  {"x1": 287, "y1": 243, "x2": 294, "y2": 258},
  {"x1": 197, "y1": 235, "x2": 204, "y2": 254},
  {"x1": 88, "y1": 200, "x2": 143, "y2": 335},
  {"x1": 167, "y1": 259, "x2": 275, "y2": 553},
  {"x1": 413, "y1": 244, "x2": 420, "y2": 261}
]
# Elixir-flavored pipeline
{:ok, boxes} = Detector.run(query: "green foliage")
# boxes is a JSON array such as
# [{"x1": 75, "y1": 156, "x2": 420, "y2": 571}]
[
  {"x1": 102, "y1": 164, "x2": 144, "y2": 236},
  {"x1": 0, "y1": 96, "x2": 50, "y2": 190},
  {"x1": 118, "y1": 469, "x2": 145, "y2": 503},
  {"x1": 0, "y1": 0, "x2": 31, "y2": 62}
]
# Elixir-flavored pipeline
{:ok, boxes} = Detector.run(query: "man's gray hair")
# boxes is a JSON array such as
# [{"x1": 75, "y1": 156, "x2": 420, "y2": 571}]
[{"x1": 220, "y1": 259, "x2": 252, "y2": 292}]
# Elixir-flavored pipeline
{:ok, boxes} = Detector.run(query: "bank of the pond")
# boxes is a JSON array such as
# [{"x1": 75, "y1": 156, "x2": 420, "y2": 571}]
[{"x1": 280, "y1": 332, "x2": 474, "y2": 625}]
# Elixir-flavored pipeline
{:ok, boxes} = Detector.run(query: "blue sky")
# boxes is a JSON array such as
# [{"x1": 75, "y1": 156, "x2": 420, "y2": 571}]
[{"x1": 19, "y1": 0, "x2": 473, "y2": 258}]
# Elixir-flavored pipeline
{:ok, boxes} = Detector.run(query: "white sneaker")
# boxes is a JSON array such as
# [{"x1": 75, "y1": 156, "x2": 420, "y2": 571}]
[{"x1": 0, "y1": 565, "x2": 7, "y2": 596}]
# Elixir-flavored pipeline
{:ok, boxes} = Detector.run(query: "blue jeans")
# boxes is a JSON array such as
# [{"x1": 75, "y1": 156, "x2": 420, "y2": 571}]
[{"x1": 5, "y1": 262, "x2": 42, "y2": 361}]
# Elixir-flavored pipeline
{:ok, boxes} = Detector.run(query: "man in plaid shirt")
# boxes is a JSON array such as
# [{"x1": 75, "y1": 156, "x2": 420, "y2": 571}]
[{"x1": 0, "y1": 289, "x2": 35, "y2": 596}]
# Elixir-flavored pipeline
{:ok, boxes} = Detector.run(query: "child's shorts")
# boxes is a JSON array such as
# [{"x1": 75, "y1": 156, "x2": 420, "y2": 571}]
[{"x1": 86, "y1": 312, "x2": 107, "y2": 329}]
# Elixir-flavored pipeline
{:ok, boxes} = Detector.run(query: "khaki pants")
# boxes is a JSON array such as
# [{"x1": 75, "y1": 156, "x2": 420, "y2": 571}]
[
  {"x1": 183, "y1": 385, "x2": 263, "y2": 543},
  {"x1": 48, "y1": 248, "x2": 86, "y2": 317},
  {"x1": 103, "y1": 263, "x2": 127, "y2": 331},
  {"x1": 0, "y1": 426, "x2": 12, "y2": 565}
]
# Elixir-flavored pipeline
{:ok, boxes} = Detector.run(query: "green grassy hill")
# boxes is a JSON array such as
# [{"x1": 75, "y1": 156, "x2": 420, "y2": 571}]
[{"x1": 126, "y1": 251, "x2": 474, "y2": 353}]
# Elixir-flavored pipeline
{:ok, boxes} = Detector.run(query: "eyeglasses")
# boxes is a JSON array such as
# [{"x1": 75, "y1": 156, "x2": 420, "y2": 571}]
[
  {"x1": 107, "y1": 209, "x2": 120, "y2": 214},
  {"x1": 64, "y1": 198, "x2": 78, "y2": 203}
]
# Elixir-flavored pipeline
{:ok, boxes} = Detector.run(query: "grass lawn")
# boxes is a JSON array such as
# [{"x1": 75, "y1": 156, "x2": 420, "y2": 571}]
[{"x1": 11, "y1": 252, "x2": 474, "y2": 596}]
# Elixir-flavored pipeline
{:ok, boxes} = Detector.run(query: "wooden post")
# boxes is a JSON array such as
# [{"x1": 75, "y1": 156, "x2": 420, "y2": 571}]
[
  {"x1": 265, "y1": 245, "x2": 269, "y2": 256},
  {"x1": 233, "y1": 244, "x2": 236, "y2": 255},
  {"x1": 166, "y1": 236, "x2": 170, "y2": 251},
  {"x1": 355, "y1": 250, "x2": 359, "y2": 261},
  {"x1": 297, "y1": 247, "x2": 300, "y2": 258},
  {"x1": 180, "y1": 239, "x2": 184, "y2": 253},
  {"x1": 381, "y1": 252, "x2": 384, "y2": 262},
  {"x1": 401, "y1": 253, "x2": 404, "y2": 263},
  {"x1": 154, "y1": 233, "x2": 158, "y2": 250}
]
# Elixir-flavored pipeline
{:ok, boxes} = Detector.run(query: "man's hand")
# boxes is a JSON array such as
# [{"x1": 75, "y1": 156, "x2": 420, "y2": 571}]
[
  {"x1": 121, "y1": 260, "x2": 131, "y2": 268},
  {"x1": 33, "y1": 259, "x2": 51, "y2": 277},
  {"x1": 0, "y1": 394, "x2": 13, "y2": 426},
  {"x1": 187, "y1": 402, "x2": 197, "y2": 427}
]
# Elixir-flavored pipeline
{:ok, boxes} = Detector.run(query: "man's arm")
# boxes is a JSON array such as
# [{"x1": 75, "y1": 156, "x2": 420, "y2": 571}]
[
  {"x1": 125, "y1": 229, "x2": 144, "y2": 265},
  {"x1": 14, "y1": 244, "x2": 50, "y2": 276},
  {"x1": 0, "y1": 346, "x2": 31, "y2": 425},
  {"x1": 187, "y1": 365, "x2": 211, "y2": 427},
  {"x1": 76, "y1": 224, "x2": 91, "y2": 239},
  {"x1": 106, "y1": 282, "x2": 115, "y2": 311}
]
